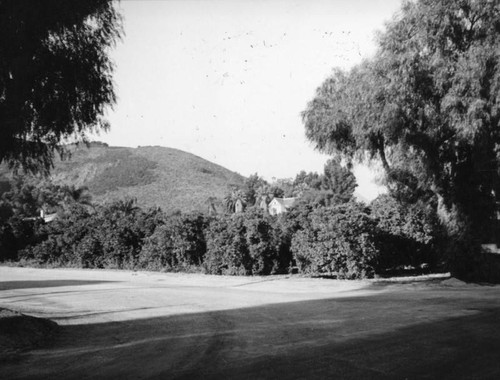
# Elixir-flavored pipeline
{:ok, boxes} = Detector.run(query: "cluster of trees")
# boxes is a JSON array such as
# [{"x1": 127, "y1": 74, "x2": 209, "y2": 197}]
[
  {"x1": 302, "y1": 0, "x2": 500, "y2": 281},
  {"x1": 221, "y1": 158, "x2": 358, "y2": 214},
  {"x1": 0, "y1": 176, "x2": 92, "y2": 260},
  {"x1": 1, "y1": 0, "x2": 498, "y2": 281},
  {"x1": 0, "y1": 175, "x2": 440, "y2": 279}
]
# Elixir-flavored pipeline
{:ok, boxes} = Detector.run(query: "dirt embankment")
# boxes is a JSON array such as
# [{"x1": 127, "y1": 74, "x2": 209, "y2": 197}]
[{"x1": 0, "y1": 308, "x2": 58, "y2": 362}]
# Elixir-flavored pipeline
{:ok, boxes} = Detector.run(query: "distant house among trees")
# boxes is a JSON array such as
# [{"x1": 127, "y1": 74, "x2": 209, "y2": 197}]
[
  {"x1": 224, "y1": 189, "x2": 246, "y2": 214},
  {"x1": 24, "y1": 209, "x2": 59, "y2": 223},
  {"x1": 268, "y1": 197, "x2": 296, "y2": 215},
  {"x1": 40, "y1": 209, "x2": 58, "y2": 223}
]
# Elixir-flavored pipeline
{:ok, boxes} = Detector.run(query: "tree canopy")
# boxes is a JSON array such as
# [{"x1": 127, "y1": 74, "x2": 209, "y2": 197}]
[
  {"x1": 293, "y1": 159, "x2": 357, "y2": 208},
  {"x1": 0, "y1": 0, "x2": 122, "y2": 173},
  {"x1": 302, "y1": 0, "x2": 500, "y2": 279}
]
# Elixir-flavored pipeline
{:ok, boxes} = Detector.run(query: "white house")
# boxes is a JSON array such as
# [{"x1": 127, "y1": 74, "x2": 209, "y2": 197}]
[
  {"x1": 268, "y1": 197, "x2": 296, "y2": 216},
  {"x1": 40, "y1": 209, "x2": 58, "y2": 223}
]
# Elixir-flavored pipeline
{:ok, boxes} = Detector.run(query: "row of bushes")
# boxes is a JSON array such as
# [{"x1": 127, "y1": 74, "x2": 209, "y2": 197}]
[
  {"x1": 16, "y1": 204, "x2": 292, "y2": 275},
  {"x1": 2, "y1": 194, "x2": 441, "y2": 279}
]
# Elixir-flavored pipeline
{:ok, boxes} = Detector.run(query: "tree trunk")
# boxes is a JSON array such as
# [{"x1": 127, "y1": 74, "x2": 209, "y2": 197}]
[{"x1": 436, "y1": 194, "x2": 500, "y2": 283}]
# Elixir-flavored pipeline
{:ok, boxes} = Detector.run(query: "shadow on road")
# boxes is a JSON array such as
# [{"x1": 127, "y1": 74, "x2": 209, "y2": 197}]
[
  {"x1": 0, "y1": 280, "x2": 117, "y2": 291},
  {"x1": 2, "y1": 291, "x2": 500, "y2": 379}
]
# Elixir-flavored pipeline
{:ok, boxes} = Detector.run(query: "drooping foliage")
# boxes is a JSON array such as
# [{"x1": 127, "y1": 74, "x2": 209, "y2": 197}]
[
  {"x1": 302, "y1": 0, "x2": 500, "y2": 280},
  {"x1": 0, "y1": 0, "x2": 122, "y2": 173},
  {"x1": 370, "y1": 194, "x2": 440, "y2": 272}
]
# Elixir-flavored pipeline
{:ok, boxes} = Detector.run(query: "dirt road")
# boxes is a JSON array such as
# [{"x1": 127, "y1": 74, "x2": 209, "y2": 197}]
[{"x1": 1, "y1": 267, "x2": 500, "y2": 379}]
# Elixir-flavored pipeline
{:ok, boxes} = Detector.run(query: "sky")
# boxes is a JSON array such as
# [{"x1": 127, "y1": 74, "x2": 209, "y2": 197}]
[{"x1": 96, "y1": 0, "x2": 403, "y2": 200}]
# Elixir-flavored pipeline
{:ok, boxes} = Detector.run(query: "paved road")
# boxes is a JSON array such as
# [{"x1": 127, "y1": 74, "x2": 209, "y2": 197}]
[{"x1": 1, "y1": 267, "x2": 500, "y2": 379}]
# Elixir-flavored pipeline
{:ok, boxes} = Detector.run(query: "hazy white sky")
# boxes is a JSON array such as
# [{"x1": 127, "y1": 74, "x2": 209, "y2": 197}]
[{"x1": 97, "y1": 0, "x2": 403, "y2": 199}]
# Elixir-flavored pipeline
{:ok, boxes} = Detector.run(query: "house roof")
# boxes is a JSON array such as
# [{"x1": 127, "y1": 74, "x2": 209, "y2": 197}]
[
  {"x1": 270, "y1": 197, "x2": 296, "y2": 209},
  {"x1": 43, "y1": 213, "x2": 58, "y2": 223}
]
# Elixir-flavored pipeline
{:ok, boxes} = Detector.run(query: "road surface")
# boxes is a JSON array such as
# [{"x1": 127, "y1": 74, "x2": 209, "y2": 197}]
[{"x1": 1, "y1": 266, "x2": 500, "y2": 379}]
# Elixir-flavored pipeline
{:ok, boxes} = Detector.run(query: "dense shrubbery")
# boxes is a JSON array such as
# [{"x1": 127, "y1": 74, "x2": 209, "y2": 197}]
[
  {"x1": 370, "y1": 195, "x2": 440, "y2": 273},
  {"x1": 138, "y1": 213, "x2": 206, "y2": 271},
  {"x1": 204, "y1": 214, "x2": 250, "y2": 275},
  {"x1": 204, "y1": 207, "x2": 291, "y2": 275},
  {"x1": 291, "y1": 202, "x2": 379, "y2": 279},
  {"x1": 0, "y1": 176, "x2": 443, "y2": 279},
  {"x1": 0, "y1": 217, "x2": 42, "y2": 261},
  {"x1": 19, "y1": 201, "x2": 162, "y2": 268}
]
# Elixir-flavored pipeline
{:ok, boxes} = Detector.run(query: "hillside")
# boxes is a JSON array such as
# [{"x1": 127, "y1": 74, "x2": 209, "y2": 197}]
[{"x1": 2, "y1": 143, "x2": 245, "y2": 213}]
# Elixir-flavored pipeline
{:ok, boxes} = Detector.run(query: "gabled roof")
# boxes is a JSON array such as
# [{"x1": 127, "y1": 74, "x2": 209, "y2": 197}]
[
  {"x1": 43, "y1": 213, "x2": 58, "y2": 223},
  {"x1": 270, "y1": 197, "x2": 296, "y2": 209}
]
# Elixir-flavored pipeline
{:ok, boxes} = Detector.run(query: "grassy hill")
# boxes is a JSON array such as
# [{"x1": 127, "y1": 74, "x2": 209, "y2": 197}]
[{"x1": 2, "y1": 143, "x2": 245, "y2": 213}]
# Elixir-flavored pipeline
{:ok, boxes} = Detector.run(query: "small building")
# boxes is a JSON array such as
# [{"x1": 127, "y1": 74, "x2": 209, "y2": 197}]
[
  {"x1": 234, "y1": 198, "x2": 244, "y2": 213},
  {"x1": 40, "y1": 209, "x2": 58, "y2": 223},
  {"x1": 268, "y1": 197, "x2": 296, "y2": 216}
]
